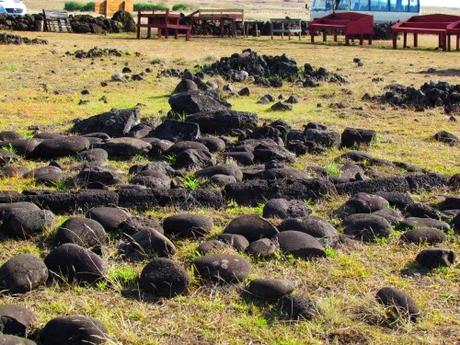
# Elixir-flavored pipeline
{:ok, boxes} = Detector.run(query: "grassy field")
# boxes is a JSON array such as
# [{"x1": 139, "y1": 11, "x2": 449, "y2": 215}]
[{"x1": 0, "y1": 31, "x2": 459, "y2": 345}]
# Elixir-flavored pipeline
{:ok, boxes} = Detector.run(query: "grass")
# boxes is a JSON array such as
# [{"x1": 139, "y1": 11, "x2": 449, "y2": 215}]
[{"x1": 0, "y1": 31, "x2": 459, "y2": 345}]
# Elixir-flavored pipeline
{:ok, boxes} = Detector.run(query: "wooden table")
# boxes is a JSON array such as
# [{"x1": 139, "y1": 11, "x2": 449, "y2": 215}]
[
  {"x1": 270, "y1": 18, "x2": 302, "y2": 40},
  {"x1": 137, "y1": 10, "x2": 192, "y2": 41}
]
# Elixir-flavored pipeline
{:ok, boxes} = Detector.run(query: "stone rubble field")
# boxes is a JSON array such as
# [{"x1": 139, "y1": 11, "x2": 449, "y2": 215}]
[{"x1": 0, "y1": 32, "x2": 458, "y2": 345}]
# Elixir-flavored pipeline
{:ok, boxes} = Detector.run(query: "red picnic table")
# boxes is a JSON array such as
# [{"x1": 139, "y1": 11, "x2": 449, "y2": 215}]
[
  {"x1": 392, "y1": 14, "x2": 460, "y2": 51},
  {"x1": 447, "y1": 20, "x2": 460, "y2": 51},
  {"x1": 136, "y1": 10, "x2": 192, "y2": 41},
  {"x1": 309, "y1": 12, "x2": 374, "y2": 46}
]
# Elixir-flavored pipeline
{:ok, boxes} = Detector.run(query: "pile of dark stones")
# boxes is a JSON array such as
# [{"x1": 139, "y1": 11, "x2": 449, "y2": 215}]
[
  {"x1": 0, "y1": 32, "x2": 47, "y2": 45},
  {"x1": 0, "y1": 75, "x2": 458, "y2": 342},
  {"x1": 67, "y1": 47, "x2": 124, "y2": 59},
  {"x1": 365, "y1": 81, "x2": 460, "y2": 113},
  {"x1": 0, "y1": 74, "x2": 458, "y2": 211},
  {"x1": 0, "y1": 10, "x2": 135, "y2": 34},
  {"x1": 197, "y1": 49, "x2": 346, "y2": 87}
]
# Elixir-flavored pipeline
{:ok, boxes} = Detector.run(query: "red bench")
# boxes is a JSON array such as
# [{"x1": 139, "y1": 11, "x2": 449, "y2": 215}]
[
  {"x1": 447, "y1": 20, "x2": 460, "y2": 51},
  {"x1": 309, "y1": 12, "x2": 374, "y2": 46},
  {"x1": 392, "y1": 14, "x2": 460, "y2": 51},
  {"x1": 137, "y1": 10, "x2": 192, "y2": 41}
]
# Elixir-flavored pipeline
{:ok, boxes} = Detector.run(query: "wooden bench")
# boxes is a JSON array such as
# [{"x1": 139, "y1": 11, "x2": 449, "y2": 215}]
[
  {"x1": 270, "y1": 18, "x2": 302, "y2": 40},
  {"x1": 42, "y1": 9, "x2": 72, "y2": 33},
  {"x1": 137, "y1": 10, "x2": 192, "y2": 41},
  {"x1": 446, "y1": 20, "x2": 460, "y2": 51},
  {"x1": 392, "y1": 14, "x2": 460, "y2": 51},
  {"x1": 309, "y1": 12, "x2": 373, "y2": 46},
  {"x1": 188, "y1": 8, "x2": 244, "y2": 37}
]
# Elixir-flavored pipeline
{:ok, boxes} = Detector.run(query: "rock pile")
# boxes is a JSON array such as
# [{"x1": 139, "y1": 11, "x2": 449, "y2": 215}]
[
  {"x1": 366, "y1": 81, "x2": 460, "y2": 113},
  {"x1": 0, "y1": 10, "x2": 135, "y2": 34},
  {"x1": 68, "y1": 47, "x2": 124, "y2": 59},
  {"x1": 199, "y1": 49, "x2": 346, "y2": 87},
  {"x1": 0, "y1": 32, "x2": 47, "y2": 45}
]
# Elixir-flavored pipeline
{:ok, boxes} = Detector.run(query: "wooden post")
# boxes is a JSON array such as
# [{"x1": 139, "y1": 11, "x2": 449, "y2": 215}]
[
  {"x1": 298, "y1": 20, "x2": 302, "y2": 40},
  {"x1": 270, "y1": 21, "x2": 274, "y2": 40},
  {"x1": 457, "y1": 34, "x2": 459, "y2": 51},
  {"x1": 413, "y1": 33, "x2": 418, "y2": 47},
  {"x1": 359, "y1": 34, "x2": 363, "y2": 45},
  {"x1": 345, "y1": 35, "x2": 350, "y2": 45},
  {"x1": 403, "y1": 32, "x2": 407, "y2": 48},
  {"x1": 447, "y1": 34, "x2": 451, "y2": 51},
  {"x1": 136, "y1": 11, "x2": 141, "y2": 38},
  {"x1": 322, "y1": 31, "x2": 327, "y2": 42},
  {"x1": 392, "y1": 33, "x2": 397, "y2": 49}
]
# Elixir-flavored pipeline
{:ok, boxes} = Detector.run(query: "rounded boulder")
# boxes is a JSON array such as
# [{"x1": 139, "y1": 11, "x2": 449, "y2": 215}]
[
  {"x1": 223, "y1": 215, "x2": 279, "y2": 242},
  {"x1": 246, "y1": 279, "x2": 294, "y2": 300},
  {"x1": 163, "y1": 214, "x2": 213, "y2": 239},
  {"x1": 44, "y1": 244, "x2": 107, "y2": 283},
  {"x1": 0, "y1": 254, "x2": 48, "y2": 293},
  {"x1": 139, "y1": 258, "x2": 189, "y2": 298},
  {"x1": 38, "y1": 316, "x2": 107, "y2": 345},
  {"x1": 276, "y1": 231, "x2": 326, "y2": 259},
  {"x1": 193, "y1": 254, "x2": 250, "y2": 283},
  {"x1": 54, "y1": 217, "x2": 107, "y2": 248}
]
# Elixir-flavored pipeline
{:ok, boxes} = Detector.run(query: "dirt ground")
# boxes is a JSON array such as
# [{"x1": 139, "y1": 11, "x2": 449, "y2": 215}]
[{"x1": 0, "y1": 30, "x2": 459, "y2": 345}]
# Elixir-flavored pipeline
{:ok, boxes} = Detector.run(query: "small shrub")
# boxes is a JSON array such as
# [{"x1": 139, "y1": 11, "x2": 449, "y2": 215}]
[
  {"x1": 134, "y1": 3, "x2": 169, "y2": 11},
  {"x1": 324, "y1": 162, "x2": 341, "y2": 177},
  {"x1": 64, "y1": 1, "x2": 95, "y2": 12},
  {"x1": 165, "y1": 154, "x2": 176, "y2": 165},
  {"x1": 183, "y1": 175, "x2": 201, "y2": 191},
  {"x1": 172, "y1": 3, "x2": 194, "y2": 11}
]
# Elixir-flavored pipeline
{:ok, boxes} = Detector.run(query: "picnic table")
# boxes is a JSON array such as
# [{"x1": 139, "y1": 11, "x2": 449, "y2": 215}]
[
  {"x1": 188, "y1": 9, "x2": 244, "y2": 37},
  {"x1": 309, "y1": 12, "x2": 373, "y2": 46},
  {"x1": 270, "y1": 18, "x2": 303, "y2": 40},
  {"x1": 392, "y1": 14, "x2": 460, "y2": 51},
  {"x1": 136, "y1": 10, "x2": 192, "y2": 41},
  {"x1": 447, "y1": 20, "x2": 460, "y2": 51}
]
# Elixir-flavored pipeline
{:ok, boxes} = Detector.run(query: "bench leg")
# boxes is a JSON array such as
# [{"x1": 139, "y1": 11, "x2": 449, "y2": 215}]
[
  {"x1": 403, "y1": 32, "x2": 407, "y2": 48},
  {"x1": 392, "y1": 33, "x2": 397, "y2": 49}
]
